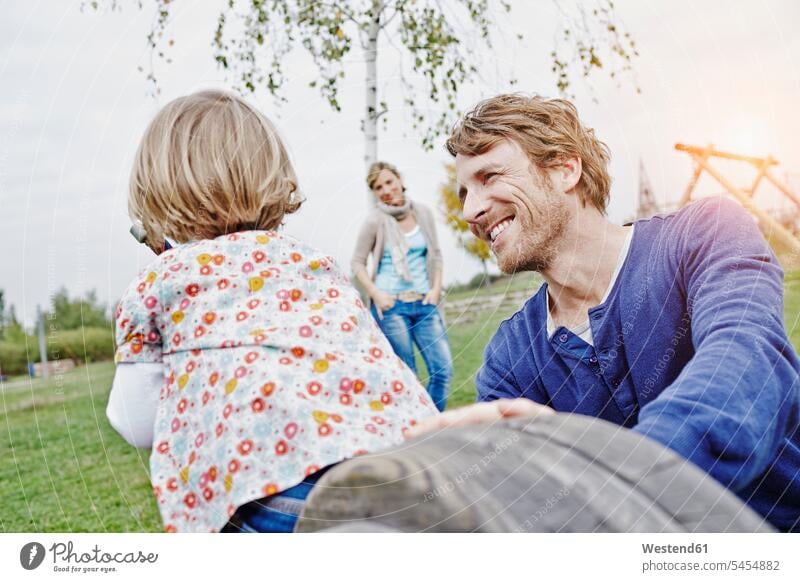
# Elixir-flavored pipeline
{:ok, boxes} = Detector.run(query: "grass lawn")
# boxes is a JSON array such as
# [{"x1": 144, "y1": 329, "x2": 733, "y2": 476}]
[{"x1": 3, "y1": 273, "x2": 800, "y2": 532}]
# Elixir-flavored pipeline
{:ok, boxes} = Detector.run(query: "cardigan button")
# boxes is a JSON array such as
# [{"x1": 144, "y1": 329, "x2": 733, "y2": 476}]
[
  {"x1": 589, "y1": 355, "x2": 598, "y2": 364},
  {"x1": 558, "y1": 333, "x2": 568, "y2": 343}
]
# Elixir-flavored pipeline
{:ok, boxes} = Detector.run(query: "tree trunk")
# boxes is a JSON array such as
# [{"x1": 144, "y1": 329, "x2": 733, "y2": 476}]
[{"x1": 364, "y1": 0, "x2": 382, "y2": 204}]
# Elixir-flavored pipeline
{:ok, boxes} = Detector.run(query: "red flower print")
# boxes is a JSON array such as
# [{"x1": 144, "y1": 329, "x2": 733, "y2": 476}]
[
  {"x1": 284, "y1": 422, "x2": 298, "y2": 439},
  {"x1": 131, "y1": 342, "x2": 143, "y2": 355},
  {"x1": 261, "y1": 382, "x2": 275, "y2": 397},
  {"x1": 290, "y1": 289, "x2": 302, "y2": 301},
  {"x1": 137, "y1": 282, "x2": 146, "y2": 293},
  {"x1": 185, "y1": 283, "x2": 200, "y2": 297},
  {"x1": 330, "y1": 414, "x2": 343, "y2": 423},
  {"x1": 177, "y1": 399, "x2": 188, "y2": 414},
  {"x1": 157, "y1": 441, "x2": 169, "y2": 454},
  {"x1": 209, "y1": 466, "x2": 218, "y2": 481},
  {"x1": 291, "y1": 252, "x2": 302, "y2": 262},
  {"x1": 195, "y1": 433, "x2": 205, "y2": 447},
  {"x1": 263, "y1": 483, "x2": 279, "y2": 496},
  {"x1": 339, "y1": 393, "x2": 352, "y2": 406},
  {"x1": 194, "y1": 326, "x2": 205, "y2": 338},
  {"x1": 186, "y1": 361, "x2": 196, "y2": 373},
  {"x1": 392, "y1": 381, "x2": 404, "y2": 393},
  {"x1": 339, "y1": 378, "x2": 352, "y2": 392},
  {"x1": 299, "y1": 326, "x2": 312, "y2": 338},
  {"x1": 184, "y1": 493, "x2": 197, "y2": 509},
  {"x1": 144, "y1": 296, "x2": 158, "y2": 309},
  {"x1": 180, "y1": 298, "x2": 190, "y2": 310},
  {"x1": 276, "y1": 289, "x2": 289, "y2": 300},
  {"x1": 203, "y1": 487, "x2": 214, "y2": 501},
  {"x1": 373, "y1": 416, "x2": 386, "y2": 425},
  {"x1": 203, "y1": 312, "x2": 216, "y2": 324},
  {"x1": 242, "y1": 261, "x2": 254, "y2": 274},
  {"x1": 166, "y1": 478, "x2": 178, "y2": 492},
  {"x1": 365, "y1": 424, "x2": 377, "y2": 434},
  {"x1": 253, "y1": 250, "x2": 266, "y2": 263},
  {"x1": 279, "y1": 357, "x2": 292, "y2": 365},
  {"x1": 380, "y1": 392, "x2": 393, "y2": 405},
  {"x1": 248, "y1": 298, "x2": 260, "y2": 309},
  {"x1": 245, "y1": 351, "x2": 258, "y2": 363},
  {"x1": 291, "y1": 346, "x2": 306, "y2": 358},
  {"x1": 228, "y1": 459, "x2": 240, "y2": 473},
  {"x1": 223, "y1": 404, "x2": 233, "y2": 419},
  {"x1": 251, "y1": 398, "x2": 265, "y2": 413},
  {"x1": 200, "y1": 265, "x2": 212, "y2": 276},
  {"x1": 165, "y1": 524, "x2": 177, "y2": 533},
  {"x1": 327, "y1": 288, "x2": 340, "y2": 299},
  {"x1": 171, "y1": 418, "x2": 180, "y2": 432},
  {"x1": 172, "y1": 332, "x2": 181, "y2": 347},
  {"x1": 279, "y1": 301, "x2": 290, "y2": 312},
  {"x1": 215, "y1": 422, "x2": 224, "y2": 437},
  {"x1": 318, "y1": 423, "x2": 332, "y2": 437},
  {"x1": 370, "y1": 347, "x2": 383, "y2": 358},
  {"x1": 209, "y1": 371, "x2": 219, "y2": 386},
  {"x1": 341, "y1": 322, "x2": 352, "y2": 332},
  {"x1": 310, "y1": 316, "x2": 323, "y2": 325},
  {"x1": 307, "y1": 381, "x2": 322, "y2": 396},
  {"x1": 235, "y1": 366, "x2": 247, "y2": 379},
  {"x1": 305, "y1": 465, "x2": 320, "y2": 477},
  {"x1": 237, "y1": 439, "x2": 254, "y2": 455},
  {"x1": 275, "y1": 440, "x2": 289, "y2": 455},
  {"x1": 213, "y1": 254, "x2": 224, "y2": 266},
  {"x1": 353, "y1": 379, "x2": 365, "y2": 394},
  {"x1": 202, "y1": 391, "x2": 210, "y2": 405},
  {"x1": 218, "y1": 278, "x2": 229, "y2": 290},
  {"x1": 236, "y1": 311, "x2": 248, "y2": 321}
]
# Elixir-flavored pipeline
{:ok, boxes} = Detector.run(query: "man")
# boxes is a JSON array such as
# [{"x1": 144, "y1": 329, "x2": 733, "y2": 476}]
[{"x1": 408, "y1": 94, "x2": 800, "y2": 531}]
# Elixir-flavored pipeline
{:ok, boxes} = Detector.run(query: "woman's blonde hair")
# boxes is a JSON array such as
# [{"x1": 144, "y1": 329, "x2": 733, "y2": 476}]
[
  {"x1": 129, "y1": 89, "x2": 301, "y2": 244},
  {"x1": 447, "y1": 93, "x2": 612, "y2": 213},
  {"x1": 366, "y1": 161, "x2": 403, "y2": 191}
]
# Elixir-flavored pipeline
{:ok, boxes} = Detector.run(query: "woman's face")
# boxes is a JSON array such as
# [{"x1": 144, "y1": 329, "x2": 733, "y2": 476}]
[{"x1": 371, "y1": 169, "x2": 405, "y2": 206}]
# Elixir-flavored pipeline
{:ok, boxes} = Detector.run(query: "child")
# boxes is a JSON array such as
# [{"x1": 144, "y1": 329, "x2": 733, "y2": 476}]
[{"x1": 106, "y1": 90, "x2": 438, "y2": 533}]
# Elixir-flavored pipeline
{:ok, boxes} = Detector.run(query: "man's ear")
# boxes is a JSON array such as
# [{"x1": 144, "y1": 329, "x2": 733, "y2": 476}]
[{"x1": 554, "y1": 155, "x2": 582, "y2": 194}]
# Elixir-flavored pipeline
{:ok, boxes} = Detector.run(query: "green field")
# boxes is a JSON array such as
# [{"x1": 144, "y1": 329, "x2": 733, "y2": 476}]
[{"x1": 3, "y1": 274, "x2": 800, "y2": 532}]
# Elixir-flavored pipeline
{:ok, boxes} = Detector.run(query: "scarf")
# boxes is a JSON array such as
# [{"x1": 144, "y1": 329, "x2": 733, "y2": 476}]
[{"x1": 377, "y1": 198, "x2": 414, "y2": 282}]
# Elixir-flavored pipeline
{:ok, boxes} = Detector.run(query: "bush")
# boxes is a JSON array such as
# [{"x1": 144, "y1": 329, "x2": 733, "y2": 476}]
[
  {"x1": 0, "y1": 341, "x2": 34, "y2": 376},
  {"x1": 47, "y1": 327, "x2": 115, "y2": 364},
  {"x1": 0, "y1": 327, "x2": 115, "y2": 377}
]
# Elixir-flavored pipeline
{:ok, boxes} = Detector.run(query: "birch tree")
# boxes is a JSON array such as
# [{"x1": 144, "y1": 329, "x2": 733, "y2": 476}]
[{"x1": 91, "y1": 0, "x2": 637, "y2": 172}]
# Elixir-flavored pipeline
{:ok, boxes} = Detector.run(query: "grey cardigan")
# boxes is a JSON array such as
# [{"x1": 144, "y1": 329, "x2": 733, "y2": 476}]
[{"x1": 351, "y1": 202, "x2": 443, "y2": 301}]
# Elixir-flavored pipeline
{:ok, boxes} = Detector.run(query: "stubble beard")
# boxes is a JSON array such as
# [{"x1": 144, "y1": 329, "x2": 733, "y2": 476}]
[{"x1": 496, "y1": 193, "x2": 570, "y2": 274}]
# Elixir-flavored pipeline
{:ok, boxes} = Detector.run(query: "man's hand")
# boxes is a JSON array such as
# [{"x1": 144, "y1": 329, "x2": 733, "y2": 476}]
[{"x1": 405, "y1": 398, "x2": 555, "y2": 439}]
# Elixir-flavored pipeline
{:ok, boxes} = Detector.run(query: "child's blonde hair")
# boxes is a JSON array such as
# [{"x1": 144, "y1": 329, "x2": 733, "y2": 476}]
[{"x1": 129, "y1": 89, "x2": 301, "y2": 244}]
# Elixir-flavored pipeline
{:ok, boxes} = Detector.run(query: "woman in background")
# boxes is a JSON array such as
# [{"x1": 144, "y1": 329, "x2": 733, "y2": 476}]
[{"x1": 352, "y1": 162, "x2": 453, "y2": 411}]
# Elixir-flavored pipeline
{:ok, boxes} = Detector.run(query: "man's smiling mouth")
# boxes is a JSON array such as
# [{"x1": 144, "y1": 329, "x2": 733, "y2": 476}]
[{"x1": 489, "y1": 217, "x2": 514, "y2": 243}]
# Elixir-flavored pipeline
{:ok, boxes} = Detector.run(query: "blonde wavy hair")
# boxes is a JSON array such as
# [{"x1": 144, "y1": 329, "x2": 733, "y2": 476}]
[
  {"x1": 366, "y1": 161, "x2": 403, "y2": 191},
  {"x1": 446, "y1": 93, "x2": 612, "y2": 213},
  {"x1": 129, "y1": 89, "x2": 301, "y2": 245}
]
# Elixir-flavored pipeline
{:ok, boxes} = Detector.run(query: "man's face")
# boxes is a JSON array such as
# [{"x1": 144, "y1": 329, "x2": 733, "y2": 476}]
[{"x1": 455, "y1": 139, "x2": 570, "y2": 273}]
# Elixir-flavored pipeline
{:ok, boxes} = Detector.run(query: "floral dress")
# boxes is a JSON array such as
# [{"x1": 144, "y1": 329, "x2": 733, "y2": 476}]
[{"x1": 114, "y1": 231, "x2": 438, "y2": 532}]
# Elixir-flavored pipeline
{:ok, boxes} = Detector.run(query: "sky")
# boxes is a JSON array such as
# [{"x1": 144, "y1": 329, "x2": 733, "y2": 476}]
[{"x1": 2, "y1": 0, "x2": 800, "y2": 326}]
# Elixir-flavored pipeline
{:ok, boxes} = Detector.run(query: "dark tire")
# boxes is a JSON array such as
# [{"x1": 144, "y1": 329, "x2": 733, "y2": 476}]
[{"x1": 296, "y1": 413, "x2": 773, "y2": 532}]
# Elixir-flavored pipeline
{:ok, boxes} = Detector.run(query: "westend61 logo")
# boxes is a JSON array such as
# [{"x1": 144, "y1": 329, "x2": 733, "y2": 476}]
[{"x1": 19, "y1": 541, "x2": 158, "y2": 574}]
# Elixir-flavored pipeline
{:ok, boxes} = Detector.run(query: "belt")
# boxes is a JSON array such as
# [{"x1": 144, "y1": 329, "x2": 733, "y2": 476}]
[{"x1": 395, "y1": 291, "x2": 425, "y2": 302}]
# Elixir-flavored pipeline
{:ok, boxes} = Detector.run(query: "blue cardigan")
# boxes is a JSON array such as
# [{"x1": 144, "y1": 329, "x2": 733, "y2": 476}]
[{"x1": 477, "y1": 196, "x2": 800, "y2": 531}]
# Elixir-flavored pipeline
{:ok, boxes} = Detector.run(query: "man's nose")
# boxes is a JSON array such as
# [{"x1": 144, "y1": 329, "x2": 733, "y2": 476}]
[{"x1": 462, "y1": 191, "x2": 488, "y2": 225}]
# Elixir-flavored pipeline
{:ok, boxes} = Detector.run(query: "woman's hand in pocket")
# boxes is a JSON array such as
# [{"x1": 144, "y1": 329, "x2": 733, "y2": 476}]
[{"x1": 372, "y1": 291, "x2": 396, "y2": 319}]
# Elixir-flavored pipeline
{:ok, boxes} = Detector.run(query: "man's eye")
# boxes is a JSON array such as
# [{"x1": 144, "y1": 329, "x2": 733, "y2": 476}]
[{"x1": 483, "y1": 173, "x2": 496, "y2": 184}]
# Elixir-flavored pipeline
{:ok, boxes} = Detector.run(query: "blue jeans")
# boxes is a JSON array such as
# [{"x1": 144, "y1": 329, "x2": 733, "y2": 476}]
[
  {"x1": 223, "y1": 470, "x2": 325, "y2": 533},
  {"x1": 371, "y1": 300, "x2": 453, "y2": 411}
]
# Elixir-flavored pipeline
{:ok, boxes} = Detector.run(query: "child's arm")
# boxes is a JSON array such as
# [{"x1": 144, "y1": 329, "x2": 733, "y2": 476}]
[{"x1": 106, "y1": 362, "x2": 163, "y2": 448}]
